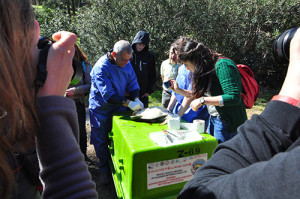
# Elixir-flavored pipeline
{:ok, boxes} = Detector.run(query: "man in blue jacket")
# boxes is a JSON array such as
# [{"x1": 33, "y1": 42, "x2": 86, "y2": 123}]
[
  {"x1": 130, "y1": 30, "x2": 156, "y2": 108},
  {"x1": 89, "y1": 40, "x2": 143, "y2": 185}
]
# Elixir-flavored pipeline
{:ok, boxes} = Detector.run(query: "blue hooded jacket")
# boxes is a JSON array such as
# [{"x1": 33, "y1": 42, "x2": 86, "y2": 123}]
[{"x1": 89, "y1": 53, "x2": 140, "y2": 121}]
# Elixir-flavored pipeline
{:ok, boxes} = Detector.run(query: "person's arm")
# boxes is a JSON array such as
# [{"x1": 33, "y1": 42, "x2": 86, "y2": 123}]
[
  {"x1": 36, "y1": 97, "x2": 98, "y2": 198},
  {"x1": 178, "y1": 28, "x2": 300, "y2": 199},
  {"x1": 35, "y1": 31, "x2": 97, "y2": 198},
  {"x1": 177, "y1": 96, "x2": 193, "y2": 117},
  {"x1": 190, "y1": 96, "x2": 222, "y2": 111},
  {"x1": 167, "y1": 94, "x2": 177, "y2": 112},
  {"x1": 160, "y1": 62, "x2": 164, "y2": 82},
  {"x1": 178, "y1": 101, "x2": 300, "y2": 199},
  {"x1": 169, "y1": 79, "x2": 193, "y2": 98}
]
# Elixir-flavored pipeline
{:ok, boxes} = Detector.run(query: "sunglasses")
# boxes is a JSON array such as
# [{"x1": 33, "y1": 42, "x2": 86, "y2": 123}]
[{"x1": 117, "y1": 53, "x2": 133, "y2": 63}]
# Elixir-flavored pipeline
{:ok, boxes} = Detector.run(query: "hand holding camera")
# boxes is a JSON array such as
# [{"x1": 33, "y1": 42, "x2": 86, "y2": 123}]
[{"x1": 37, "y1": 31, "x2": 77, "y2": 97}]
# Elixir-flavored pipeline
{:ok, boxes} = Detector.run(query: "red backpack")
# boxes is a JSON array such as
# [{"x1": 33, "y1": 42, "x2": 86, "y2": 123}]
[
  {"x1": 220, "y1": 57, "x2": 259, "y2": 108},
  {"x1": 237, "y1": 64, "x2": 259, "y2": 108}
]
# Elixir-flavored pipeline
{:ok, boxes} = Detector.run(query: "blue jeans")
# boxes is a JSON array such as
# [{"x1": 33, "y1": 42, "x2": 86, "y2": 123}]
[{"x1": 208, "y1": 116, "x2": 237, "y2": 144}]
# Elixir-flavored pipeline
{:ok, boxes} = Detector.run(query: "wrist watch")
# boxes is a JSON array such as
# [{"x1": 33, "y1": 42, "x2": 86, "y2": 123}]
[{"x1": 199, "y1": 97, "x2": 205, "y2": 105}]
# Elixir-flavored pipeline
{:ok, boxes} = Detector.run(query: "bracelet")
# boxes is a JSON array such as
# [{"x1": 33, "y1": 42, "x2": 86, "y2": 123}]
[
  {"x1": 218, "y1": 96, "x2": 224, "y2": 107},
  {"x1": 271, "y1": 95, "x2": 300, "y2": 107}
]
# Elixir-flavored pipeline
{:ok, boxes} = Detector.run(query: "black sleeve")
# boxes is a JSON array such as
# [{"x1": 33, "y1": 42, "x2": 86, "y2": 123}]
[
  {"x1": 129, "y1": 89, "x2": 139, "y2": 99},
  {"x1": 178, "y1": 101, "x2": 300, "y2": 199},
  {"x1": 107, "y1": 93, "x2": 127, "y2": 104}
]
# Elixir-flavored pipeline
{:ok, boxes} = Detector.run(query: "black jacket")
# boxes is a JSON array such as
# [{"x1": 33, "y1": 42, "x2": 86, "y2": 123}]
[{"x1": 130, "y1": 31, "x2": 156, "y2": 96}]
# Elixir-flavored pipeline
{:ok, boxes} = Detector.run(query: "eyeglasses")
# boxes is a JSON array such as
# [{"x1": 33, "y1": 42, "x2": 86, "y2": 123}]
[{"x1": 117, "y1": 53, "x2": 133, "y2": 63}]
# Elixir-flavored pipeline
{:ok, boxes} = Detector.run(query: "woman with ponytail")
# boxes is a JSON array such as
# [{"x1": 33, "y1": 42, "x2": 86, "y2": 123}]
[{"x1": 170, "y1": 38, "x2": 247, "y2": 143}]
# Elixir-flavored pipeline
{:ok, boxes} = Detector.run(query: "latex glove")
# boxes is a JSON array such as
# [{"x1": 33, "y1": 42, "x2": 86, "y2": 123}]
[
  {"x1": 134, "y1": 98, "x2": 144, "y2": 109},
  {"x1": 128, "y1": 100, "x2": 142, "y2": 111}
]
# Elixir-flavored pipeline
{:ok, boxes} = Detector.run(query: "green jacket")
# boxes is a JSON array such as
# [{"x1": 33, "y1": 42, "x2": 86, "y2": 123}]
[{"x1": 210, "y1": 58, "x2": 247, "y2": 133}]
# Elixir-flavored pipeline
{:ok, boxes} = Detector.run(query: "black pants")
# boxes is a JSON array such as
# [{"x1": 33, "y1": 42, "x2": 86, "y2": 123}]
[
  {"x1": 75, "y1": 100, "x2": 87, "y2": 156},
  {"x1": 140, "y1": 95, "x2": 149, "y2": 108}
]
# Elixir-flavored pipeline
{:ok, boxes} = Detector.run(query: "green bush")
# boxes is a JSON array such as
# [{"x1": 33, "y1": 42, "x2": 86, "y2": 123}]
[{"x1": 35, "y1": 0, "x2": 299, "y2": 90}]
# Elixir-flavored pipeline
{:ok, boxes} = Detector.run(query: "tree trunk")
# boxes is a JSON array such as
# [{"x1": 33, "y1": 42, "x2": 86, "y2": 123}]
[
  {"x1": 71, "y1": 0, "x2": 76, "y2": 16},
  {"x1": 66, "y1": 0, "x2": 71, "y2": 16}
]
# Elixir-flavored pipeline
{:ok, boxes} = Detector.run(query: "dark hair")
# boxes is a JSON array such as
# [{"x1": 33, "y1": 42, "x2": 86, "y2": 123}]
[
  {"x1": 173, "y1": 36, "x2": 193, "y2": 52},
  {"x1": 74, "y1": 44, "x2": 88, "y2": 63},
  {"x1": 178, "y1": 40, "x2": 221, "y2": 98}
]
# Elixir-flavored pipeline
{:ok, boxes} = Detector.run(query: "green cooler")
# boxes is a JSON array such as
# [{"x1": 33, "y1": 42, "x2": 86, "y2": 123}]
[{"x1": 109, "y1": 113, "x2": 217, "y2": 199}]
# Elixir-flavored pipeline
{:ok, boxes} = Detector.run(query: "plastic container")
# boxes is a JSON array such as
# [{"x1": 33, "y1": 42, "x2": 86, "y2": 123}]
[
  {"x1": 192, "y1": 119, "x2": 205, "y2": 133},
  {"x1": 109, "y1": 112, "x2": 218, "y2": 199},
  {"x1": 168, "y1": 115, "x2": 180, "y2": 130}
]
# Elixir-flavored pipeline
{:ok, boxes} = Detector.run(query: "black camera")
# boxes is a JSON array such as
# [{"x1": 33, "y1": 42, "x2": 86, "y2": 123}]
[
  {"x1": 35, "y1": 37, "x2": 83, "y2": 92},
  {"x1": 273, "y1": 27, "x2": 299, "y2": 64}
]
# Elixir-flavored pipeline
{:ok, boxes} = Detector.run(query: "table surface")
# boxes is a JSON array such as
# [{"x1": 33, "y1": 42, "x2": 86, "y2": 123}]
[{"x1": 111, "y1": 112, "x2": 216, "y2": 151}]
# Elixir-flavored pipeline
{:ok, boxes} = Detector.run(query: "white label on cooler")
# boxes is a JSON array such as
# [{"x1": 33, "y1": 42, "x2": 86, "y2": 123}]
[{"x1": 146, "y1": 153, "x2": 208, "y2": 190}]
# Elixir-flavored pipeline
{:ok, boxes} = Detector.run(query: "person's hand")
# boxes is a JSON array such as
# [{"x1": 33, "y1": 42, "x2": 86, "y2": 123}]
[
  {"x1": 65, "y1": 87, "x2": 76, "y2": 97},
  {"x1": 190, "y1": 98, "x2": 202, "y2": 111},
  {"x1": 169, "y1": 79, "x2": 179, "y2": 91},
  {"x1": 279, "y1": 28, "x2": 300, "y2": 100},
  {"x1": 134, "y1": 98, "x2": 144, "y2": 109},
  {"x1": 128, "y1": 100, "x2": 142, "y2": 111},
  {"x1": 141, "y1": 93, "x2": 150, "y2": 98},
  {"x1": 37, "y1": 31, "x2": 77, "y2": 97}
]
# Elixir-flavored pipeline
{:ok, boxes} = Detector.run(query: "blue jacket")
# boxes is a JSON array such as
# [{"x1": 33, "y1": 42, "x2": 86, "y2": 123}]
[{"x1": 89, "y1": 53, "x2": 140, "y2": 121}]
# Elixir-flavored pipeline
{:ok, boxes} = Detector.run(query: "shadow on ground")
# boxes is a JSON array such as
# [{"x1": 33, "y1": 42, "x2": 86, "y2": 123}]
[{"x1": 87, "y1": 161, "x2": 118, "y2": 199}]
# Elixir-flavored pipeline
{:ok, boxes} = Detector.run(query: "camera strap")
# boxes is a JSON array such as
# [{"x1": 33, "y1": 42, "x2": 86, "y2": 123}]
[{"x1": 35, "y1": 42, "x2": 51, "y2": 93}]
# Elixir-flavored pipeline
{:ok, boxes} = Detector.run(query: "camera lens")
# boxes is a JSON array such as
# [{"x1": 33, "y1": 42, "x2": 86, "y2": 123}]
[{"x1": 273, "y1": 27, "x2": 299, "y2": 64}]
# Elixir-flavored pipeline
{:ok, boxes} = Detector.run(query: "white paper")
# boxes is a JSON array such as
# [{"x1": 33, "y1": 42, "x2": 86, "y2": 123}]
[{"x1": 149, "y1": 130, "x2": 203, "y2": 147}]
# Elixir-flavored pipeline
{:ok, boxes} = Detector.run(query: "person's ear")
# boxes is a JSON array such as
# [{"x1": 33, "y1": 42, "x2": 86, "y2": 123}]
[
  {"x1": 112, "y1": 51, "x2": 116, "y2": 57},
  {"x1": 31, "y1": 20, "x2": 41, "y2": 69},
  {"x1": 34, "y1": 20, "x2": 40, "y2": 42}
]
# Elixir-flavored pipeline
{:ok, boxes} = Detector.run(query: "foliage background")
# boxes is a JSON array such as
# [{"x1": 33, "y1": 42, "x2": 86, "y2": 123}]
[{"x1": 34, "y1": 0, "x2": 299, "y2": 90}]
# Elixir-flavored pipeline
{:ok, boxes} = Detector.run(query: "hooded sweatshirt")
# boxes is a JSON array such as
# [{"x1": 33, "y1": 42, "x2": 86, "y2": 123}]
[{"x1": 130, "y1": 31, "x2": 156, "y2": 96}]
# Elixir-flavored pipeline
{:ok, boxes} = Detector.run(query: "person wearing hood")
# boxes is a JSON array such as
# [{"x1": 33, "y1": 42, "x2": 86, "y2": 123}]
[{"x1": 130, "y1": 30, "x2": 157, "y2": 108}]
